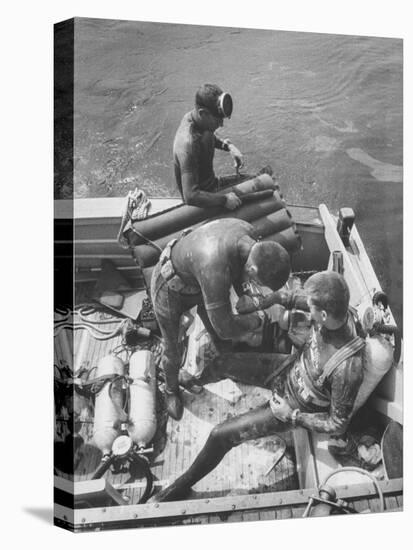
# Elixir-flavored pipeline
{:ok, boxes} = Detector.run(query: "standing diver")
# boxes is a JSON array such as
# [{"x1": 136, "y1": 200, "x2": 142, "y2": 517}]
[{"x1": 151, "y1": 217, "x2": 291, "y2": 420}]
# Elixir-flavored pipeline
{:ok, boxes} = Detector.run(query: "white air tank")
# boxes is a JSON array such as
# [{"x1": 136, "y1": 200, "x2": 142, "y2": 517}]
[
  {"x1": 128, "y1": 350, "x2": 157, "y2": 448},
  {"x1": 93, "y1": 354, "x2": 126, "y2": 456}
]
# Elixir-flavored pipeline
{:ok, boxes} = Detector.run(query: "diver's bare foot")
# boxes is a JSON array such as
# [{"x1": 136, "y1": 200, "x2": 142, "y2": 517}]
[
  {"x1": 164, "y1": 389, "x2": 184, "y2": 420},
  {"x1": 178, "y1": 370, "x2": 204, "y2": 394}
]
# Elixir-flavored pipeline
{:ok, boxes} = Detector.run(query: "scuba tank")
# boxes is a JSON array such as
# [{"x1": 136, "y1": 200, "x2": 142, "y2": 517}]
[
  {"x1": 128, "y1": 350, "x2": 157, "y2": 448},
  {"x1": 329, "y1": 252, "x2": 400, "y2": 414},
  {"x1": 265, "y1": 225, "x2": 302, "y2": 253},
  {"x1": 222, "y1": 173, "x2": 277, "y2": 197},
  {"x1": 252, "y1": 208, "x2": 293, "y2": 239},
  {"x1": 93, "y1": 354, "x2": 127, "y2": 456},
  {"x1": 127, "y1": 175, "x2": 281, "y2": 248},
  {"x1": 352, "y1": 333, "x2": 394, "y2": 414},
  {"x1": 131, "y1": 191, "x2": 287, "y2": 268},
  {"x1": 352, "y1": 293, "x2": 400, "y2": 415}
]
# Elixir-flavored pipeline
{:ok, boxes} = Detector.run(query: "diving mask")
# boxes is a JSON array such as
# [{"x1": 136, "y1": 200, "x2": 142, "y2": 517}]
[{"x1": 216, "y1": 92, "x2": 233, "y2": 119}]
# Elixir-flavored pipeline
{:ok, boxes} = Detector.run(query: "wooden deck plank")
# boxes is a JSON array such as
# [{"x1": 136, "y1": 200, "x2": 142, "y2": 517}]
[
  {"x1": 352, "y1": 498, "x2": 370, "y2": 513},
  {"x1": 241, "y1": 510, "x2": 260, "y2": 523},
  {"x1": 276, "y1": 506, "x2": 293, "y2": 520},
  {"x1": 259, "y1": 508, "x2": 277, "y2": 522},
  {"x1": 225, "y1": 510, "x2": 247, "y2": 523},
  {"x1": 384, "y1": 495, "x2": 398, "y2": 512},
  {"x1": 395, "y1": 494, "x2": 403, "y2": 509},
  {"x1": 291, "y1": 504, "x2": 306, "y2": 518}
]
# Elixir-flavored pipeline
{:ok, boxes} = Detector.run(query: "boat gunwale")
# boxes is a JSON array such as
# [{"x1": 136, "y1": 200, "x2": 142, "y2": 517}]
[{"x1": 54, "y1": 476, "x2": 403, "y2": 529}]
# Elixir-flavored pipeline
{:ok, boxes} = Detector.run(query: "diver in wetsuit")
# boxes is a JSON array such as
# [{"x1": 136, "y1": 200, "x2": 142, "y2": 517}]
[
  {"x1": 153, "y1": 271, "x2": 365, "y2": 502},
  {"x1": 174, "y1": 83, "x2": 245, "y2": 209},
  {"x1": 150, "y1": 218, "x2": 291, "y2": 420}
]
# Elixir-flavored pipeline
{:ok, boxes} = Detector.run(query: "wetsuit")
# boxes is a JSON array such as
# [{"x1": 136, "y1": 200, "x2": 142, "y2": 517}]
[
  {"x1": 151, "y1": 218, "x2": 264, "y2": 394},
  {"x1": 173, "y1": 111, "x2": 233, "y2": 207},
  {"x1": 154, "y1": 310, "x2": 364, "y2": 502}
]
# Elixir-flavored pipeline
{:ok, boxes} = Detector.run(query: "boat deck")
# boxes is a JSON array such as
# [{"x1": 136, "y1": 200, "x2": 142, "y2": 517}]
[
  {"x1": 54, "y1": 307, "x2": 298, "y2": 505},
  {"x1": 54, "y1": 299, "x2": 403, "y2": 529}
]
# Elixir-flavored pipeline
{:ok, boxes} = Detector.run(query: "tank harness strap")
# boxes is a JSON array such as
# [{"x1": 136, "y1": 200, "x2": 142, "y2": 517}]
[
  {"x1": 287, "y1": 337, "x2": 365, "y2": 409},
  {"x1": 159, "y1": 238, "x2": 178, "y2": 279},
  {"x1": 159, "y1": 228, "x2": 193, "y2": 280},
  {"x1": 263, "y1": 346, "x2": 304, "y2": 387},
  {"x1": 159, "y1": 229, "x2": 200, "y2": 294},
  {"x1": 299, "y1": 355, "x2": 332, "y2": 406},
  {"x1": 74, "y1": 373, "x2": 131, "y2": 395},
  {"x1": 318, "y1": 336, "x2": 366, "y2": 386}
]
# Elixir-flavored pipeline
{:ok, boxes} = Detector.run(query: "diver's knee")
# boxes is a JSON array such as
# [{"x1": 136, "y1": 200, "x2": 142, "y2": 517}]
[{"x1": 209, "y1": 424, "x2": 234, "y2": 452}]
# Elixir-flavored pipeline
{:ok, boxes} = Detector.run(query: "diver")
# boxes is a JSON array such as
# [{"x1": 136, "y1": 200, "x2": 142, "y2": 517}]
[
  {"x1": 174, "y1": 83, "x2": 245, "y2": 209},
  {"x1": 150, "y1": 217, "x2": 291, "y2": 420},
  {"x1": 153, "y1": 271, "x2": 365, "y2": 502}
]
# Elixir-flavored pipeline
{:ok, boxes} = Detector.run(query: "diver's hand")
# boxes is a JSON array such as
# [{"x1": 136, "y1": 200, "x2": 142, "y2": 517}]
[
  {"x1": 236, "y1": 295, "x2": 260, "y2": 314},
  {"x1": 237, "y1": 313, "x2": 264, "y2": 347},
  {"x1": 225, "y1": 192, "x2": 242, "y2": 210},
  {"x1": 269, "y1": 393, "x2": 293, "y2": 422},
  {"x1": 228, "y1": 143, "x2": 244, "y2": 173}
]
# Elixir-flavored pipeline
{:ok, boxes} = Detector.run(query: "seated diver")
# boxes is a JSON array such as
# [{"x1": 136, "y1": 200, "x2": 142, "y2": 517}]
[
  {"x1": 153, "y1": 271, "x2": 365, "y2": 502},
  {"x1": 174, "y1": 83, "x2": 244, "y2": 209}
]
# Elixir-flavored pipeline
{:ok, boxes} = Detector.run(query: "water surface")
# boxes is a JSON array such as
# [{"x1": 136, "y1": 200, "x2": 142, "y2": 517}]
[{"x1": 70, "y1": 19, "x2": 403, "y2": 329}]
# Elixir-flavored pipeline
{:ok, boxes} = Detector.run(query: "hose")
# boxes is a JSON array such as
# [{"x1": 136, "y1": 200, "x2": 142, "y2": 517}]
[
  {"x1": 54, "y1": 320, "x2": 127, "y2": 340},
  {"x1": 130, "y1": 454, "x2": 153, "y2": 504},
  {"x1": 321, "y1": 466, "x2": 385, "y2": 513},
  {"x1": 55, "y1": 307, "x2": 127, "y2": 325},
  {"x1": 92, "y1": 455, "x2": 115, "y2": 480},
  {"x1": 91, "y1": 452, "x2": 153, "y2": 505},
  {"x1": 129, "y1": 226, "x2": 163, "y2": 255},
  {"x1": 55, "y1": 306, "x2": 130, "y2": 329}
]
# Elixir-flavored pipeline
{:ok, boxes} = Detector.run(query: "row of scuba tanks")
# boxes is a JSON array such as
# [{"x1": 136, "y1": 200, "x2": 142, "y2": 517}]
[{"x1": 128, "y1": 174, "x2": 303, "y2": 267}]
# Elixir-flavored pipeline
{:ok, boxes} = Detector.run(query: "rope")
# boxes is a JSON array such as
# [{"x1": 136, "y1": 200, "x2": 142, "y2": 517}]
[
  {"x1": 130, "y1": 226, "x2": 163, "y2": 254},
  {"x1": 116, "y1": 188, "x2": 162, "y2": 254}
]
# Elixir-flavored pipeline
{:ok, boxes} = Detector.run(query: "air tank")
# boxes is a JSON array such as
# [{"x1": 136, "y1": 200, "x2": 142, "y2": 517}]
[
  {"x1": 128, "y1": 175, "x2": 279, "y2": 247},
  {"x1": 128, "y1": 350, "x2": 157, "y2": 448},
  {"x1": 252, "y1": 208, "x2": 293, "y2": 240},
  {"x1": 93, "y1": 354, "x2": 126, "y2": 456},
  {"x1": 352, "y1": 334, "x2": 394, "y2": 414},
  {"x1": 225, "y1": 173, "x2": 276, "y2": 195},
  {"x1": 265, "y1": 225, "x2": 302, "y2": 253},
  {"x1": 132, "y1": 192, "x2": 287, "y2": 268}
]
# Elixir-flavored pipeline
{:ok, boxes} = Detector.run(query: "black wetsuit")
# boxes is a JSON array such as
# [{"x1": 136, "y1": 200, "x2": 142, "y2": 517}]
[{"x1": 173, "y1": 111, "x2": 230, "y2": 207}]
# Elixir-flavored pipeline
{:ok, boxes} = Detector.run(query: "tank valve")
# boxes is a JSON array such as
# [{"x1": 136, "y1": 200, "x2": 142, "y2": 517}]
[{"x1": 302, "y1": 484, "x2": 358, "y2": 517}]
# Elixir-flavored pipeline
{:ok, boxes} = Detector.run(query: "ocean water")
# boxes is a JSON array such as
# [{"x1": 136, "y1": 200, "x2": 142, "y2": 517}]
[{"x1": 71, "y1": 18, "x2": 403, "y2": 330}]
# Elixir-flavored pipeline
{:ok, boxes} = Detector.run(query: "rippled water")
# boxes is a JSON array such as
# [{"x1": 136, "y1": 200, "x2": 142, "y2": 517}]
[{"x1": 70, "y1": 18, "x2": 403, "y2": 329}]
